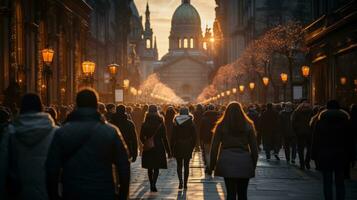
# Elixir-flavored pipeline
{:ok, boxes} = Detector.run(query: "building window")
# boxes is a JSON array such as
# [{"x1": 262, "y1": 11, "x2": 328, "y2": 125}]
[
  {"x1": 146, "y1": 39, "x2": 151, "y2": 49},
  {"x1": 178, "y1": 38, "x2": 182, "y2": 48},
  {"x1": 183, "y1": 38, "x2": 188, "y2": 48},
  {"x1": 190, "y1": 38, "x2": 194, "y2": 48}
]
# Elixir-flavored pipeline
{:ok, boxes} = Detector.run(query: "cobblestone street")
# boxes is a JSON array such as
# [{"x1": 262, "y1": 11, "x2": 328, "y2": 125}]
[{"x1": 130, "y1": 150, "x2": 357, "y2": 200}]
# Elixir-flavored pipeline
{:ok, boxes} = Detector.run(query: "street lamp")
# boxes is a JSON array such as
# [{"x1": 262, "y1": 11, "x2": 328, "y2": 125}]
[
  {"x1": 239, "y1": 85, "x2": 245, "y2": 93},
  {"x1": 108, "y1": 63, "x2": 119, "y2": 103},
  {"x1": 42, "y1": 48, "x2": 54, "y2": 105},
  {"x1": 249, "y1": 82, "x2": 255, "y2": 102},
  {"x1": 82, "y1": 61, "x2": 96, "y2": 88},
  {"x1": 340, "y1": 76, "x2": 347, "y2": 85},
  {"x1": 262, "y1": 77, "x2": 269, "y2": 87},
  {"x1": 301, "y1": 65, "x2": 310, "y2": 99},
  {"x1": 280, "y1": 73, "x2": 288, "y2": 101},
  {"x1": 123, "y1": 79, "x2": 130, "y2": 89}
]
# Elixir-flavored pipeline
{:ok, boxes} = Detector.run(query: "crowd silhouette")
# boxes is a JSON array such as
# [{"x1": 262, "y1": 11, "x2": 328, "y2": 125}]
[{"x1": 0, "y1": 88, "x2": 356, "y2": 200}]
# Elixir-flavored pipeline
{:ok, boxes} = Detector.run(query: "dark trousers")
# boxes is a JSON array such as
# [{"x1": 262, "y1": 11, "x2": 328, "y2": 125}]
[
  {"x1": 224, "y1": 178, "x2": 249, "y2": 200},
  {"x1": 148, "y1": 168, "x2": 159, "y2": 187},
  {"x1": 322, "y1": 169, "x2": 345, "y2": 200},
  {"x1": 283, "y1": 136, "x2": 297, "y2": 162},
  {"x1": 297, "y1": 134, "x2": 311, "y2": 167},
  {"x1": 176, "y1": 158, "x2": 190, "y2": 186}
]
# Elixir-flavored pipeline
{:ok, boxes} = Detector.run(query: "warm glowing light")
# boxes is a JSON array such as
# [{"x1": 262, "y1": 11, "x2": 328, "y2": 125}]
[
  {"x1": 226, "y1": 90, "x2": 231, "y2": 96},
  {"x1": 217, "y1": 94, "x2": 221, "y2": 98},
  {"x1": 340, "y1": 77, "x2": 347, "y2": 85},
  {"x1": 210, "y1": 37, "x2": 215, "y2": 43},
  {"x1": 42, "y1": 48, "x2": 54, "y2": 64},
  {"x1": 138, "y1": 90, "x2": 142, "y2": 95},
  {"x1": 239, "y1": 85, "x2": 245, "y2": 93},
  {"x1": 123, "y1": 79, "x2": 130, "y2": 89},
  {"x1": 60, "y1": 88, "x2": 66, "y2": 93},
  {"x1": 232, "y1": 88, "x2": 237, "y2": 94},
  {"x1": 82, "y1": 61, "x2": 96, "y2": 75},
  {"x1": 221, "y1": 92, "x2": 225, "y2": 97},
  {"x1": 249, "y1": 82, "x2": 255, "y2": 90},
  {"x1": 354, "y1": 79, "x2": 357, "y2": 85},
  {"x1": 108, "y1": 63, "x2": 119, "y2": 76},
  {"x1": 262, "y1": 77, "x2": 269, "y2": 86},
  {"x1": 280, "y1": 73, "x2": 288, "y2": 83},
  {"x1": 301, "y1": 65, "x2": 310, "y2": 78}
]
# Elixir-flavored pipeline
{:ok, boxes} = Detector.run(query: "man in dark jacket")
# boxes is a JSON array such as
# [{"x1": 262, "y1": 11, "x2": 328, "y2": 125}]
[
  {"x1": 279, "y1": 102, "x2": 296, "y2": 163},
  {"x1": 46, "y1": 89, "x2": 130, "y2": 200},
  {"x1": 112, "y1": 105, "x2": 138, "y2": 162},
  {"x1": 312, "y1": 100, "x2": 354, "y2": 200}
]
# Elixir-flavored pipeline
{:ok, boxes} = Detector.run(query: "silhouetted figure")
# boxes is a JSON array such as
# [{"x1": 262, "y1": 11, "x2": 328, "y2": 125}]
[
  {"x1": 193, "y1": 104, "x2": 204, "y2": 148},
  {"x1": 112, "y1": 105, "x2": 138, "y2": 162},
  {"x1": 140, "y1": 105, "x2": 171, "y2": 192},
  {"x1": 46, "y1": 89, "x2": 130, "y2": 200},
  {"x1": 210, "y1": 102, "x2": 258, "y2": 200},
  {"x1": 279, "y1": 102, "x2": 296, "y2": 163},
  {"x1": 171, "y1": 107, "x2": 196, "y2": 189},
  {"x1": 165, "y1": 106, "x2": 176, "y2": 143},
  {"x1": 8, "y1": 93, "x2": 58, "y2": 200},
  {"x1": 312, "y1": 100, "x2": 354, "y2": 200}
]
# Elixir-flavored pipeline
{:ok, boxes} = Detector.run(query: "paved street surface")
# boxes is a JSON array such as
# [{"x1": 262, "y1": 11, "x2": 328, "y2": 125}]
[{"x1": 130, "y1": 150, "x2": 357, "y2": 200}]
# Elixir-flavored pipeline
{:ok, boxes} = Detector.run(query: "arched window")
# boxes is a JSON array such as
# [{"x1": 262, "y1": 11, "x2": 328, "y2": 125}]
[
  {"x1": 146, "y1": 39, "x2": 151, "y2": 49},
  {"x1": 190, "y1": 38, "x2": 194, "y2": 48},
  {"x1": 183, "y1": 38, "x2": 188, "y2": 48},
  {"x1": 178, "y1": 38, "x2": 182, "y2": 48}
]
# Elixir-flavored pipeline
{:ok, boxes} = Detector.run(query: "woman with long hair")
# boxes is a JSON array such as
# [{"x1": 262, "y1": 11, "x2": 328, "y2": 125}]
[
  {"x1": 140, "y1": 105, "x2": 171, "y2": 192},
  {"x1": 210, "y1": 102, "x2": 258, "y2": 200},
  {"x1": 171, "y1": 107, "x2": 196, "y2": 189}
]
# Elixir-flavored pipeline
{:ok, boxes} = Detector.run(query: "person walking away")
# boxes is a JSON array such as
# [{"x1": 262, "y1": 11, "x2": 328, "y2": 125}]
[
  {"x1": 193, "y1": 104, "x2": 204, "y2": 149},
  {"x1": 46, "y1": 89, "x2": 130, "y2": 200},
  {"x1": 112, "y1": 105, "x2": 138, "y2": 162},
  {"x1": 164, "y1": 106, "x2": 176, "y2": 143},
  {"x1": 259, "y1": 103, "x2": 280, "y2": 160},
  {"x1": 140, "y1": 105, "x2": 171, "y2": 192},
  {"x1": 200, "y1": 104, "x2": 219, "y2": 173},
  {"x1": 279, "y1": 102, "x2": 296, "y2": 163},
  {"x1": 7, "y1": 93, "x2": 58, "y2": 200},
  {"x1": 291, "y1": 102, "x2": 313, "y2": 170},
  {"x1": 0, "y1": 107, "x2": 11, "y2": 199},
  {"x1": 210, "y1": 102, "x2": 258, "y2": 200},
  {"x1": 171, "y1": 107, "x2": 197, "y2": 189},
  {"x1": 312, "y1": 100, "x2": 355, "y2": 200}
]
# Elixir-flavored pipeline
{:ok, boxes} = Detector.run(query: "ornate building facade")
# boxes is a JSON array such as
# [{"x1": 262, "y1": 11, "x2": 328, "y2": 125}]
[
  {"x1": 154, "y1": 0, "x2": 213, "y2": 102},
  {"x1": 0, "y1": 0, "x2": 91, "y2": 106}
]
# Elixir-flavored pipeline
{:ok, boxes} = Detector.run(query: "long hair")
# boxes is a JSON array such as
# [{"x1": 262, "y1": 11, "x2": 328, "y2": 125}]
[{"x1": 213, "y1": 102, "x2": 254, "y2": 136}]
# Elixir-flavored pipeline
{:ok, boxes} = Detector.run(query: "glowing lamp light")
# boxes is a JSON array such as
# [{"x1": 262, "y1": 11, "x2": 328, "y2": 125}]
[
  {"x1": 138, "y1": 90, "x2": 142, "y2": 95},
  {"x1": 354, "y1": 79, "x2": 357, "y2": 86},
  {"x1": 123, "y1": 79, "x2": 130, "y2": 89},
  {"x1": 226, "y1": 90, "x2": 231, "y2": 96},
  {"x1": 60, "y1": 88, "x2": 66, "y2": 93},
  {"x1": 301, "y1": 65, "x2": 310, "y2": 78},
  {"x1": 239, "y1": 85, "x2": 245, "y2": 93},
  {"x1": 249, "y1": 82, "x2": 255, "y2": 90},
  {"x1": 108, "y1": 63, "x2": 119, "y2": 76},
  {"x1": 82, "y1": 61, "x2": 96, "y2": 75},
  {"x1": 280, "y1": 73, "x2": 288, "y2": 84},
  {"x1": 232, "y1": 88, "x2": 237, "y2": 94},
  {"x1": 210, "y1": 37, "x2": 215, "y2": 43},
  {"x1": 340, "y1": 77, "x2": 347, "y2": 85},
  {"x1": 217, "y1": 94, "x2": 221, "y2": 98},
  {"x1": 42, "y1": 48, "x2": 54, "y2": 64},
  {"x1": 262, "y1": 77, "x2": 269, "y2": 86},
  {"x1": 221, "y1": 92, "x2": 225, "y2": 97}
]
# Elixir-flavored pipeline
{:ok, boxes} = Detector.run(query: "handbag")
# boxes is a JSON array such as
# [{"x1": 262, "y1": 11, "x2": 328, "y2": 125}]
[{"x1": 143, "y1": 124, "x2": 161, "y2": 151}]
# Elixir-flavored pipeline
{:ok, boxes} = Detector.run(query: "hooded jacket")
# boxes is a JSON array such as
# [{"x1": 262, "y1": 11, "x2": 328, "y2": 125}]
[
  {"x1": 171, "y1": 115, "x2": 197, "y2": 159},
  {"x1": 9, "y1": 112, "x2": 57, "y2": 200}
]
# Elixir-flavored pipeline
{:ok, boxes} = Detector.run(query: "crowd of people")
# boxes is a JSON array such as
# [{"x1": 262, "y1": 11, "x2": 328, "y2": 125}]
[{"x1": 0, "y1": 88, "x2": 356, "y2": 200}]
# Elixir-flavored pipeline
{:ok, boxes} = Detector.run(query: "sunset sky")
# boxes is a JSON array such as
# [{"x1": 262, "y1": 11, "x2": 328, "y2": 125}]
[{"x1": 135, "y1": 0, "x2": 216, "y2": 59}]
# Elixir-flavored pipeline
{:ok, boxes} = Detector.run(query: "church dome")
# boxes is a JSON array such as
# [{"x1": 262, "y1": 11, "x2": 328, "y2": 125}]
[{"x1": 172, "y1": 1, "x2": 201, "y2": 26}]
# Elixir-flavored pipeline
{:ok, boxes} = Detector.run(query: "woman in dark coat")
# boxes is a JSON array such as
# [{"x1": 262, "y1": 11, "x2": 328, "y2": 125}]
[
  {"x1": 171, "y1": 107, "x2": 196, "y2": 189},
  {"x1": 164, "y1": 106, "x2": 176, "y2": 143},
  {"x1": 210, "y1": 102, "x2": 258, "y2": 200},
  {"x1": 140, "y1": 105, "x2": 171, "y2": 192}
]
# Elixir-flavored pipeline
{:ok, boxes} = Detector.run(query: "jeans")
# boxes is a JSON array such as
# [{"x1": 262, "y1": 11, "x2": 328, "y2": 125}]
[
  {"x1": 322, "y1": 169, "x2": 345, "y2": 200},
  {"x1": 176, "y1": 158, "x2": 190, "y2": 186},
  {"x1": 224, "y1": 178, "x2": 249, "y2": 200}
]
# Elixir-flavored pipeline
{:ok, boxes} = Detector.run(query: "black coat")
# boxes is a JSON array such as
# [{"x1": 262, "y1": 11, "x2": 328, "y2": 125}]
[
  {"x1": 312, "y1": 109, "x2": 353, "y2": 170},
  {"x1": 140, "y1": 114, "x2": 171, "y2": 169},
  {"x1": 111, "y1": 113, "x2": 138, "y2": 160},
  {"x1": 200, "y1": 111, "x2": 219, "y2": 144},
  {"x1": 291, "y1": 107, "x2": 313, "y2": 137},
  {"x1": 171, "y1": 116, "x2": 196, "y2": 159},
  {"x1": 258, "y1": 109, "x2": 280, "y2": 148},
  {"x1": 279, "y1": 109, "x2": 295, "y2": 138},
  {"x1": 46, "y1": 108, "x2": 130, "y2": 200}
]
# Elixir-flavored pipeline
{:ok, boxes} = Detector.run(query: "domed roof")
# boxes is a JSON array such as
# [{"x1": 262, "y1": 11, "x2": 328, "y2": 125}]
[{"x1": 172, "y1": 2, "x2": 201, "y2": 26}]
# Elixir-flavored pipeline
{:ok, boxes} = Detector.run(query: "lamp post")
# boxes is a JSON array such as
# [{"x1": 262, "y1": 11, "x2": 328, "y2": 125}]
[
  {"x1": 108, "y1": 63, "x2": 119, "y2": 103},
  {"x1": 239, "y1": 85, "x2": 245, "y2": 103},
  {"x1": 42, "y1": 48, "x2": 54, "y2": 106},
  {"x1": 280, "y1": 73, "x2": 288, "y2": 102},
  {"x1": 123, "y1": 79, "x2": 130, "y2": 103},
  {"x1": 232, "y1": 88, "x2": 237, "y2": 101},
  {"x1": 301, "y1": 65, "x2": 310, "y2": 99},
  {"x1": 82, "y1": 61, "x2": 96, "y2": 88},
  {"x1": 249, "y1": 82, "x2": 255, "y2": 103},
  {"x1": 262, "y1": 76, "x2": 269, "y2": 103}
]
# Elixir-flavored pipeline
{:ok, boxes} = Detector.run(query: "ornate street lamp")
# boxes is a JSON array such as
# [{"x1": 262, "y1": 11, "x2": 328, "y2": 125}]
[
  {"x1": 280, "y1": 73, "x2": 288, "y2": 101},
  {"x1": 108, "y1": 63, "x2": 119, "y2": 103},
  {"x1": 239, "y1": 85, "x2": 245, "y2": 93},
  {"x1": 249, "y1": 82, "x2": 255, "y2": 90},
  {"x1": 301, "y1": 66, "x2": 310, "y2": 78},
  {"x1": 262, "y1": 77, "x2": 269, "y2": 87},
  {"x1": 232, "y1": 88, "x2": 237, "y2": 94},
  {"x1": 42, "y1": 48, "x2": 54, "y2": 105},
  {"x1": 82, "y1": 61, "x2": 96, "y2": 88},
  {"x1": 249, "y1": 82, "x2": 255, "y2": 102}
]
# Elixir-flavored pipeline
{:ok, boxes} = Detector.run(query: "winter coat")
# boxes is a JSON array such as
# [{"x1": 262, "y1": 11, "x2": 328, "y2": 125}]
[
  {"x1": 279, "y1": 109, "x2": 295, "y2": 138},
  {"x1": 200, "y1": 110, "x2": 219, "y2": 144},
  {"x1": 291, "y1": 107, "x2": 313, "y2": 137},
  {"x1": 46, "y1": 108, "x2": 130, "y2": 200},
  {"x1": 171, "y1": 115, "x2": 197, "y2": 159},
  {"x1": 312, "y1": 109, "x2": 354, "y2": 171},
  {"x1": 111, "y1": 112, "x2": 138, "y2": 160},
  {"x1": 164, "y1": 111, "x2": 175, "y2": 143},
  {"x1": 258, "y1": 109, "x2": 280, "y2": 148},
  {"x1": 0, "y1": 123, "x2": 11, "y2": 200},
  {"x1": 8, "y1": 112, "x2": 57, "y2": 200},
  {"x1": 140, "y1": 113, "x2": 171, "y2": 169},
  {"x1": 131, "y1": 107, "x2": 144, "y2": 135},
  {"x1": 210, "y1": 123, "x2": 258, "y2": 178}
]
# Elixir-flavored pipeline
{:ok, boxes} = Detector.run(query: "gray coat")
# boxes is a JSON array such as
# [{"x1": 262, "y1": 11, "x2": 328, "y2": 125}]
[{"x1": 9, "y1": 112, "x2": 57, "y2": 200}]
